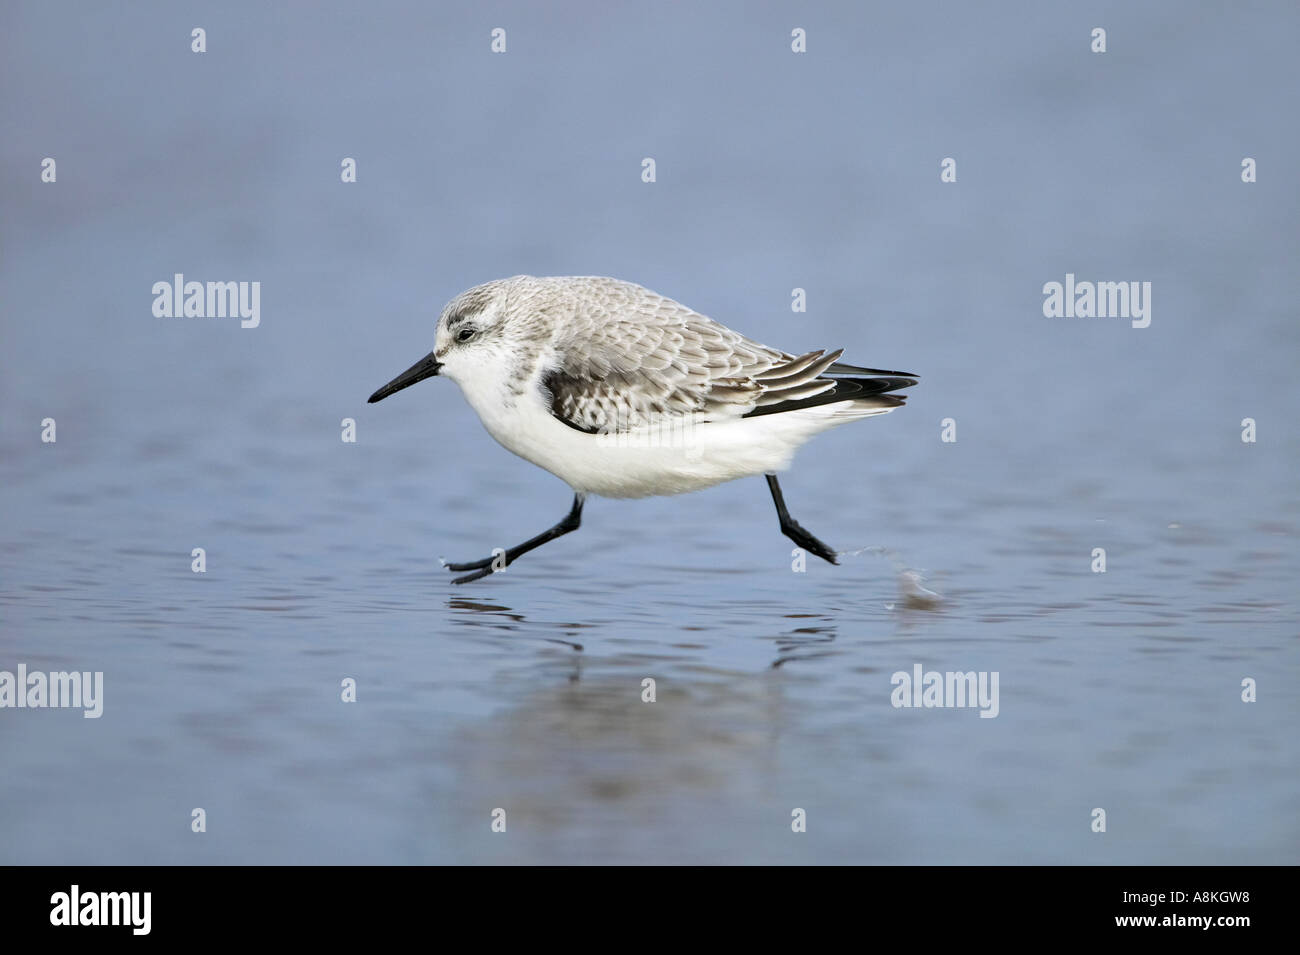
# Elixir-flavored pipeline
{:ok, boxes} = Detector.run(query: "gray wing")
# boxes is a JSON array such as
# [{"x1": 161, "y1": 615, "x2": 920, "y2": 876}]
[{"x1": 540, "y1": 281, "x2": 848, "y2": 434}]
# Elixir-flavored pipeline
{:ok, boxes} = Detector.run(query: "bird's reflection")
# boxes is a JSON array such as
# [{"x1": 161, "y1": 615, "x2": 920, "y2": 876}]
[
  {"x1": 450, "y1": 595, "x2": 856, "y2": 670},
  {"x1": 771, "y1": 615, "x2": 839, "y2": 669},
  {"x1": 446, "y1": 666, "x2": 787, "y2": 823},
  {"x1": 448, "y1": 596, "x2": 585, "y2": 653},
  {"x1": 432, "y1": 598, "x2": 901, "y2": 863}
]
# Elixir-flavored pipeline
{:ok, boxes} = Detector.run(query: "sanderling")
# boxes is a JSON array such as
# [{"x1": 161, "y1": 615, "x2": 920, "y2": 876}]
[{"x1": 368, "y1": 276, "x2": 917, "y2": 583}]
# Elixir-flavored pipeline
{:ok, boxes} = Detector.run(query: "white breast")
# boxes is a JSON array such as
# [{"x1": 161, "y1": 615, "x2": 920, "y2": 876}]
[{"x1": 452, "y1": 371, "x2": 872, "y2": 499}]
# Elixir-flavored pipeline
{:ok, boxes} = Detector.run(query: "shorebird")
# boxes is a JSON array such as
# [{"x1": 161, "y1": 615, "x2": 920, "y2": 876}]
[{"x1": 368, "y1": 276, "x2": 917, "y2": 583}]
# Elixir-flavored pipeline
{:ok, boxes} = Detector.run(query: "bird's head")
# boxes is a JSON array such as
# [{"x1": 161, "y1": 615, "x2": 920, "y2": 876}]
[{"x1": 368, "y1": 276, "x2": 539, "y2": 404}]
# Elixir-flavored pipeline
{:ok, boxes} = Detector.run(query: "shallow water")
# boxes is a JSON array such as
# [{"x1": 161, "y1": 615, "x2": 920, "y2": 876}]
[{"x1": 2, "y1": 2, "x2": 1298, "y2": 864}]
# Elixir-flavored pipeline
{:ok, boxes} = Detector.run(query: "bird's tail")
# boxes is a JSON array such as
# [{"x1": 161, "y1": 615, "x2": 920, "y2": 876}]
[{"x1": 745, "y1": 370, "x2": 918, "y2": 419}]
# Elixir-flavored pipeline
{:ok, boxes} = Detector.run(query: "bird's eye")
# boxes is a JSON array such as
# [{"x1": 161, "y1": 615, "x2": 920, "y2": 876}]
[{"x1": 456, "y1": 327, "x2": 475, "y2": 343}]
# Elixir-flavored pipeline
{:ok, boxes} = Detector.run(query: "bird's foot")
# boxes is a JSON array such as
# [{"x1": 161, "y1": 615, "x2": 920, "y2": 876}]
[
  {"x1": 440, "y1": 554, "x2": 507, "y2": 585},
  {"x1": 784, "y1": 521, "x2": 839, "y2": 565}
]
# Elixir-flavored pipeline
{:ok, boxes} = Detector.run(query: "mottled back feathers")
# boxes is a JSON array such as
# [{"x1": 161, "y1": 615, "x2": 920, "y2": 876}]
[{"x1": 503, "y1": 277, "x2": 915, "y2": 434}]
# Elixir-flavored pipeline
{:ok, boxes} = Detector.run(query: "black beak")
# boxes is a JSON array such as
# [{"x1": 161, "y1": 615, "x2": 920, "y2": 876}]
[{"x1": 368, "y1": 351, "x2": 442, "y2": 403}]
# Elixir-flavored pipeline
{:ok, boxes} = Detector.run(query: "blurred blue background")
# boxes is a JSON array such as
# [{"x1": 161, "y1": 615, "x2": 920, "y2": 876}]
[{"x1": 1, "y1": 1, "x2": 1297, "y2": 863}]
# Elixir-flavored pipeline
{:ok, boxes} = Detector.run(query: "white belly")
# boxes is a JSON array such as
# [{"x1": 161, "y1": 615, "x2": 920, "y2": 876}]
[{"x1": 463, "y1": 386, "x2": 869, "y2": 499}]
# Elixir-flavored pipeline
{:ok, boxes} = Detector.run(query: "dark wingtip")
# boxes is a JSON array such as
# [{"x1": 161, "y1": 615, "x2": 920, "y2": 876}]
[{"x1": 826, "y1": 362, "x2": 919, "y2": 379}]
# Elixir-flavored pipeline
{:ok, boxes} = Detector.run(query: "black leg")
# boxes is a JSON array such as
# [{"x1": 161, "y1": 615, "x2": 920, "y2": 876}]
[
  {"x1": 765, "y1": 474, "x2": 838, "y2": 565},
  {"x1": 444, "y1": 493, "x2": 586, "y2": 584}
]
